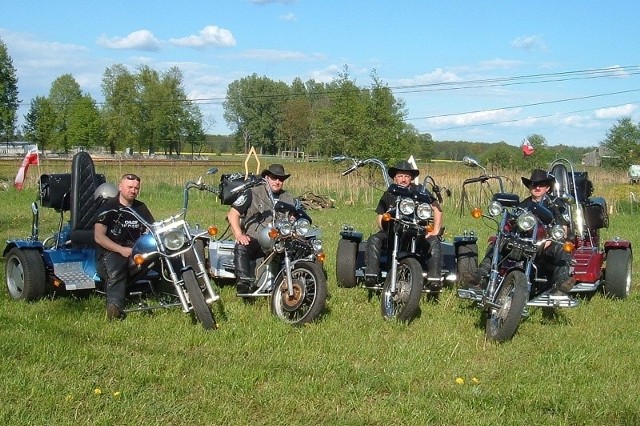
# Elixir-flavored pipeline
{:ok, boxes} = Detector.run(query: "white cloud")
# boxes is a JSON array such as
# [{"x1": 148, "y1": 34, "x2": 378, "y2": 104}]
[
  {"x1": 309, "y1": 64, "x2": 342, "y2": 83},
  {"x1": 280, "y1": 13, "x2": 297, "y2": 21},
  {"x1": 595, "y1": 104, "x2": 637, "y2": 119},
  {"x1": 511, "y1": 35, "x2": 547, "y2": 51},
  {"x1": 170, "y1": 25, "x2": 236, "y2": 48},
  {"x1": 97, "y1": 30, "x2": 161, "y2": 51},
  {"x1": 238, "y1": 49, "x2": 325, "y2": 61},
  {"x1": 425, "y1": 108, "x2": 519, "y2": 127}
]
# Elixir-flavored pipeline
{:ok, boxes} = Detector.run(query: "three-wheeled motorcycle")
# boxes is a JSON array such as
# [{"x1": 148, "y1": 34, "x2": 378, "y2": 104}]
[{"x1": 3, "y1": 152, "x2": 222, "y2": 329}]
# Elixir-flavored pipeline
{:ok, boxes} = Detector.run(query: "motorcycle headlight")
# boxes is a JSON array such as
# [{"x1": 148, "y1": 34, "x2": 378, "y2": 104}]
[
  {"x1": 294, "y1": 218, "x2": 310, "y2": 236},
  {"x1": 163, "y1": 229, "x2": 186, "y2": 251},
  {"x1": 312, "y1": 238, "x2": 323, "y2": 253},
  {"x1": 277, "y1": 219, "x2": 292, "y2": 236},
  {"x1": 399, "y1": 199, "x2": 415, "y2": 215},
  {"x1": 517, "y1": 212, "x2": 537, "y2": 232},
  {"x1": 488, "y1": 201, "x2": 503, "y2": 217},
  {"x1": 550, "y1": 224, "x2": 565, "y2": 240},
  {"x1": 416, "y1": 203, "x2": 432, "y2": 220}
]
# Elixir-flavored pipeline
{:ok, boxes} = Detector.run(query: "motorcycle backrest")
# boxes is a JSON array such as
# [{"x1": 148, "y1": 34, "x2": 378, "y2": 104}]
[
  {"x1": 491, "y1": 192, "x2": 520, "y2": 207},
  {"x1": 69, "y1": 152, "x2": 107, "y2": 246}
]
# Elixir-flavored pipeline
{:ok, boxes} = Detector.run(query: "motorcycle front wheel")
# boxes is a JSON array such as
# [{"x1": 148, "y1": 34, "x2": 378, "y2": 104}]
[
  {"x1": 271, "y1": 261, "x2": 327, "y2": 325},
  {"x1": 380, "y1": 257, "x2": 423, "y2": 322},
  {"x1": 182, "y1": 269, "x2": 217, "y2": 330},
  {"x1": 485, "y1": 270, "x2": 528, "y2": 342}
]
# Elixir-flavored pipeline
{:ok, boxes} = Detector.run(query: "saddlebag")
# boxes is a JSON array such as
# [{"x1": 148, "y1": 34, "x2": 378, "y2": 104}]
[
  {"x1": 219, "y1": 172, "x2": 256, "y2": 205},
  {"x1": 584, "y1": 197, "x2": 609, "y2": 230}
]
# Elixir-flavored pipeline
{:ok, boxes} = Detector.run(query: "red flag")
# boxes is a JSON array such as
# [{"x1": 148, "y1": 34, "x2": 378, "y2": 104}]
[
  {"x1": 14, "y1": 146, "x2": 40, "y2": 191},
  {"x1": 521, "y1": 138, "x2": 534, "y2": 156}
]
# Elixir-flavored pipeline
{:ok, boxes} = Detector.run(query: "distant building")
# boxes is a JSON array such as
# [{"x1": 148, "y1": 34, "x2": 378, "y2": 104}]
[
  {"x1": 0, "y1": 141, "x2": 37, "y2": 156},
  {"x1": 582, "y1": 147, "x2": 615, "y2": 167}
]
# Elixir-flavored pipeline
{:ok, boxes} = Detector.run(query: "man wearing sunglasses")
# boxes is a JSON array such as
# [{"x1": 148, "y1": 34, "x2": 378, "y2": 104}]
[
  {"x1": 227, "y1": 164, "x2": 295, "y2": 295},
  {"x1": 95, "y1": 173, "x2": 154, "y2": 320},
  {"x1": 466, "y1": 169, "x2": 575, "y2": 297}
]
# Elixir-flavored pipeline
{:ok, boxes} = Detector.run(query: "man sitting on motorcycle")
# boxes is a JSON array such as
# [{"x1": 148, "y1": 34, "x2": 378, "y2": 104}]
[
  {"x1": 466, "y1": 169, "x2": 576, "y2": 297},
  {"x1": 95, "y1": 173, "x2": 155, "y2": 320},
  {"x1": 227, "y1": 164, "x2": 295, "y2": 294},
  {"x1": 364, "y1": 160, "x2": 443, "y2": 286}
]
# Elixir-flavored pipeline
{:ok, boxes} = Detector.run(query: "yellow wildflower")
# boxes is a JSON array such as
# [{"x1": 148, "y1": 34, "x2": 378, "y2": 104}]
[{"x1": 455, "y1": 377, "x2": 465, "y2": 385}]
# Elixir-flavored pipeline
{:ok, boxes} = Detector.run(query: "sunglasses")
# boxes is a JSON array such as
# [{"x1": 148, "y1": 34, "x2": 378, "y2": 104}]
[
  {"x1": 122, "y1": 174, "x2": 141, "y2": 182},
  {"x1": 267, "y1": 175, "x2": 286, "y2": 182},
  {"x1": 528, "y1": 183, "x2": 548, "y2": 188}
]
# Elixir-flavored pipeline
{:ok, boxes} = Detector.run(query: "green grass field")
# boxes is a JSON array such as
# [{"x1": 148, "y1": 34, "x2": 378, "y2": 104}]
[{"x1": 1, "y1": 159, "x2": 639, "y2": 425}]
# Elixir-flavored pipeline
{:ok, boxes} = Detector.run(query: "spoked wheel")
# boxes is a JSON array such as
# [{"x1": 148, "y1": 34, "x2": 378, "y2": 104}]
[
  {"x1": 182, "y1": 269, "x2": 216, "y2": 330},
  {"x1": 5, "y1": 248, "x2": 46, "y2": 301},
  {"x1": 380, "y1": 258, "x2": 423, "y2": 322},
  {"x1": 485, "y1": 270, "x2": 528, "y2": 342},
  {"x1": 604, "y1": 248, "x2": 633, "y2": 299},
  {"x1": 271, "y1": 261, "x2": 327, "y2": 325},
  {"x1": 336, "y1": 239, "x2": 358, "y2": 288}
]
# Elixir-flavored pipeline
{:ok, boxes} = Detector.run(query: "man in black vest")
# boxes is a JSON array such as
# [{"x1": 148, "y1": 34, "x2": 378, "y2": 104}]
[{"x1": 227, "y1": 164, "x2": 295, "y2": 294}]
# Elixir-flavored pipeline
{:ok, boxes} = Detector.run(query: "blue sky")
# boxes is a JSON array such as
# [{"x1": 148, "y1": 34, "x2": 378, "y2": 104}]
[{"x1": 2, "y1": 0, "x2": 640, "y2": 148}]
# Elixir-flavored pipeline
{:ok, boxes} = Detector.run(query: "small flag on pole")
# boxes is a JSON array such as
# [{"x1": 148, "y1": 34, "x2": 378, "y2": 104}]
[
  {"x1": 14, "y1": 146, "x2": 39, "y2": 191},
  {"x1": 521, "y1": 138, "x2": 534, "y2": 156}
]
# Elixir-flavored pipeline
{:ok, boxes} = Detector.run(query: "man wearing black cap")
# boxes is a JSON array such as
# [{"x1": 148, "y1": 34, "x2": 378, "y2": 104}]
[
  {"x1": 364, "y1": 160, "x2": 443, "y2": 286},
  {"x1": 227, "y1": 164, "x2": 295, "y2": 294},
  {"x1": 466, "y1": 169, "x2": 575, "y2": 296}
]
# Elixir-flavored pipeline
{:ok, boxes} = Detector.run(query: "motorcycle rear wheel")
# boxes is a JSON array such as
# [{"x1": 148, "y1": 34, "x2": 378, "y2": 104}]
[
  {"x1": 336, "y1": 239, "x2": 358, "y2": 288},
  {"x1": 271, "y1": 261, "x2": 327, "y2": 325},
  {"x1": 485, "y1": 270, "x2": 528, "y2": 342},
  {"x1": 5, "y1": 248, "x2": 46, "y2": 301},
  {"x1": 380, "y1": 257, "x2": 423, "y2": 322},
  {"x1": 182, "y1": 269, "x2": 216, "y2": 330},
  {"x1": 604, "y1": 248, "x2": 632, "y2": 299}
]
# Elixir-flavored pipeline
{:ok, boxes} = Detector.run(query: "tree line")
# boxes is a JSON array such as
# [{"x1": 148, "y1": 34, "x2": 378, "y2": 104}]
[{"x1": 0, "y1": 37, "x2": 637, "y2": 168}]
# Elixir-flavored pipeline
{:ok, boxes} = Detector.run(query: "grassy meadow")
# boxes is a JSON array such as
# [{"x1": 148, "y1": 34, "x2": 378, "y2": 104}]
[{"x1": 0, "y1": 157, "x2": 639, "y2": 425}]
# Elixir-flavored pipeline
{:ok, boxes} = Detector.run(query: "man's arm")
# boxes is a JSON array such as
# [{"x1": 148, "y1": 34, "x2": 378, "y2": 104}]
[
  {"x1": 94, "y1": 223, "x2": 132, "y2": 258},
  {"x1": 428, "y1": 201, "x2": 443, "y2": 237},
  {"x1": 227, "y1": 207, "x2": 250, "y2": 246}
]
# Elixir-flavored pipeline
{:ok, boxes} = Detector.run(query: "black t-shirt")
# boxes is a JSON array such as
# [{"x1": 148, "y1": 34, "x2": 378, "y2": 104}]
[
  {"x1": 95, "y1": 196, "x2": 154, "y2": 249},
  {"x1": 375, "y1": 183, "x2": 432, "y2": 215}
]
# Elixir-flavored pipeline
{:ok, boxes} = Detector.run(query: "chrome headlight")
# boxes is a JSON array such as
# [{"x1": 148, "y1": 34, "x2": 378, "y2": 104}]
[
  {"x1": 550, "y1": 224, "x2": 565, "y2": 240},
  {"x1": 488, "y1": 201, "x2": 503, "y2": 217},
  {"x1": 416, "y1": 203, "x2": 432, "y2": 220},
  {"x1": 399, "y1": 199, "x2": 415, "y2": 215},
  {"x1": 312, "y1": 238, "x2": 323, "y2": 253},
  {"x1": 294, "y1": 218, "x2": 310, "y2": 236},
  {"x1": 276, "y1": 219, "x2": 292, "y2": 236},
  {"x1": 163, "y1": 229, "x2": 186, "y2": 251},
  {"x1": 517, "y1": 212, "x2": 537, "y2": 232}
]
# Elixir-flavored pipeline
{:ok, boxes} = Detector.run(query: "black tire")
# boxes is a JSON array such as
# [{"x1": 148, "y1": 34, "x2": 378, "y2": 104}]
[
  {"x1": 5, "y1": 248, "x2": 46, "y2": 301},
  {"x1": 485, "y1": 270, "x2": 529, "y2": 342},
  {"x1": 184, "y1": 239, "x2": 206, "y2": 272},
  {"x1": 336, "y1": 239, "x2": 358, "y2": 288},
  {"x1": 380, "y1": 257, "x2": 423, "y2": 322},
  {"x1": 456, "y1": 243, "x2": 478, "y2": 286},
  {"x1": 182, "y1": 269, "x2": 216, "y2": 330},
  {"x1": 271, "y1": 261, "x2": 327, "y2": 325},
  {"x1": 604, "y1": 248, "x2": 632, "y2": 299}
]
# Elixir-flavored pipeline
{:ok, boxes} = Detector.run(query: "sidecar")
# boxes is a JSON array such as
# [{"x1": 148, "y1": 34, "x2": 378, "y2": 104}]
[
  {"x1": 3, "y1": 152, "x2": 174, "y2": 310},
  {"x1": 335, "y1": 226, "x2": 478, "y2": 293},
  {"x1": 541, "y1": 159, "x2": 633, "y2": 302}
]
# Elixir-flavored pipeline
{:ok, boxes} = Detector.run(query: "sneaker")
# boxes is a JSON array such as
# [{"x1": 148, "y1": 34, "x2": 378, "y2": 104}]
[{"x1": 106, "y1": 303, "x2": 125, "y2": 321}]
